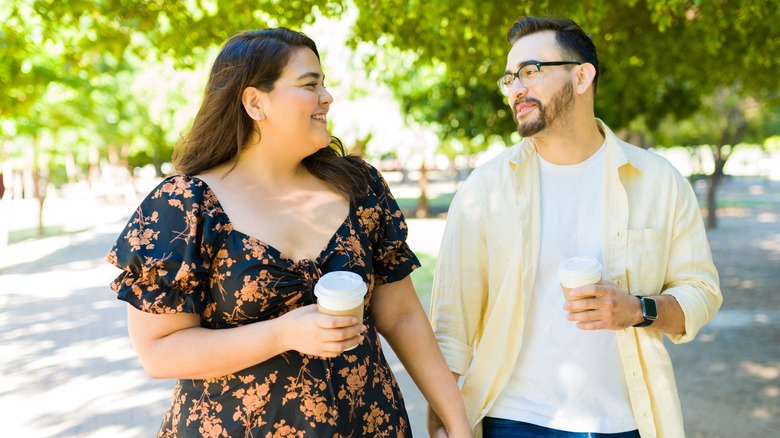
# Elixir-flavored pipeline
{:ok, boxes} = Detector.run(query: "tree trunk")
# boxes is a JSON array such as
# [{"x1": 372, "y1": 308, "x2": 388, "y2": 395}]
[
  {"x1": 706, "y1": 163, "x2": 723, "y2": 229},
  {"x1": 416, "y1": 160, "x2": 429, "y2": 218},
  {"x1": 31, "y1": 136, "x2": 48, "y2": 237},
  {"x1": 350, "y1": 132, "x2": 372, "y2": 157},
  {"x1": 32, "y1": 165, "x2": 48, "y2": 237},
  {"x1": 705, "y1": 141, "x2": 733, "y2": 229}
]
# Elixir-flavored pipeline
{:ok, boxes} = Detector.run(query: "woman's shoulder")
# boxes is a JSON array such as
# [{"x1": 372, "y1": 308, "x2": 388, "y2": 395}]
[
  {"x1": 142, "y1": 174, "x2": 223, "y2": 215},
  {"x1": 152, "y1": 174, "x2": 207, "y2": 197},
  {"x1": 348, "y1": 158, "x2": 386, "y2": 186}
]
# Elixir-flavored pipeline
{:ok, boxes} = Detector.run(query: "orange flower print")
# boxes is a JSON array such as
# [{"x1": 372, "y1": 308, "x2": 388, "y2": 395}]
[
  {"x1": 232, "y1": 373, "x2": 277, "y2": 430},
  {"x1": 126, "y1": 223, "x2": 159, "y2": 251},
  {"x1": 170, "y1": 209, "x2": 200, "y2": 245},
  {"x1": 356, "y1": 205, "x2": 380, "y2": 234},
  {"x1": 108, "y1": 168, "x2": 418, "y2": 436},
  {"x1": 336, "y1": 357, "x2": 369, "y2": 419},
  {"x1": 265, "y1": 420, "x2": 305, "y2": 438},
  {"x1": 244, "y1": 238, "x2": 272, "y2": 263},
  {"x1": 362, "y1": 402, "x2": 392, "y2": 437}
]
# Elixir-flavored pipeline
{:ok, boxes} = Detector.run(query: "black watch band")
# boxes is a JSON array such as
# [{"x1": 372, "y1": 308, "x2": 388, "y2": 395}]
[{"x1": 633, "y1": 297, "x2": 658, "y2": 328}]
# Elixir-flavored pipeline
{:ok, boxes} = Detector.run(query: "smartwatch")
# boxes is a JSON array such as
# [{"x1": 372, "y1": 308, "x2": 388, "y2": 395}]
[{"x1": 633, "y1": 297, "x2": 658, "y2": 327}]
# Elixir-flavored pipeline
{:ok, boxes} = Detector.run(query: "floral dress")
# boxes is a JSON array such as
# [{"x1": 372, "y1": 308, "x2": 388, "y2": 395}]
[{"x1": 107, "y1": 162, "x2": 419, "y2": 437}]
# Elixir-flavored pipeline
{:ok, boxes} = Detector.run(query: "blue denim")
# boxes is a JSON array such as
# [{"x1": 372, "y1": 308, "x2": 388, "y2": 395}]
[{"x1": 482, "y1": 417, "x2": 641, "y2": 438}]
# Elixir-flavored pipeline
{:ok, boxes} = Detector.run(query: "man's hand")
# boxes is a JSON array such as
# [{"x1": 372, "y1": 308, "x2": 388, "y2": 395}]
[
  {"x1": 563, "y1": 280, "x2": 641, "y2": 330},
  {"x1": 427, "y1": 405, "x2": 449, "y2": 437}
]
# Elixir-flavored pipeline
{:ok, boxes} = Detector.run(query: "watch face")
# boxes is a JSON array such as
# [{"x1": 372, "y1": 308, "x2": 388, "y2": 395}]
[{"x1": 643, "y1": 297, "x2": 658, "y2": 320}]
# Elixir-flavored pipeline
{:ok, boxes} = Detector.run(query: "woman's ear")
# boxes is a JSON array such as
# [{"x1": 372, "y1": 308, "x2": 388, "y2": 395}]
[
  {"x1": 242, "y1": 87, "x2": 265, "y2": 121},
  {"x1": 575, "y1": 63, "x2": 597, "y2": 95}
]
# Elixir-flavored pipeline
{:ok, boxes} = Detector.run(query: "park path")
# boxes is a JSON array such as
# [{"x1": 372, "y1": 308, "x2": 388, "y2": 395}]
[
  {"x1": 1, "y1": 177, "x2": 779, "y2": 437},
  {"x1": 0, "y1": 197, "x2": 441, "y2": 437}
]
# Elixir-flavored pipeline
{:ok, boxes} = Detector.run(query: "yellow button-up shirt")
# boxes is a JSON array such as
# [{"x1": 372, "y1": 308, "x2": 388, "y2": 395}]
[{"x1": 430, "y1": 121, "x2": 722, "y2": 437}]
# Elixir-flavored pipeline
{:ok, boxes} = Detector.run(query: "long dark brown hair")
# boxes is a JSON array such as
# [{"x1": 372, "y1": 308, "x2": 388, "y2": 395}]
[{"x1": 173, "y1": 28, "x2": 367, "y2": 203}]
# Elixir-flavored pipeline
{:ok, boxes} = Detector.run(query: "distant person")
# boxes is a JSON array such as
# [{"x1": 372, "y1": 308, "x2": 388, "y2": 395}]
[
  {"x1": 107, "y1": 28, "x2": 471, "y2": 437},
  {"x1": 427, "y1": 16, "x2": 721, "y2": 437}
]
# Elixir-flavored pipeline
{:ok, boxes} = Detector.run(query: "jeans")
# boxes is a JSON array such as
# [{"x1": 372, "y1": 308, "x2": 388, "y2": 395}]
[{"x1": 481, "y1": 417, "x2": 641, "y2": 438}]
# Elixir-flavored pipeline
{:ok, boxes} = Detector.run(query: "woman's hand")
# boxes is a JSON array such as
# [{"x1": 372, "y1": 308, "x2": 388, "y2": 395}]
[{"x1": 281, "y1": 304, "x2": 366, "y2": 357}]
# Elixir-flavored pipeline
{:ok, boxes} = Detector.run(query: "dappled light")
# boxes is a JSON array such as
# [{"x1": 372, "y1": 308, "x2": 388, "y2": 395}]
[
  {"x1": 2, "y1": 0, "x2": 779, "y2": 436},
  {"x1": 740, "y1": 361, "x2": 780, "y2": 381}
]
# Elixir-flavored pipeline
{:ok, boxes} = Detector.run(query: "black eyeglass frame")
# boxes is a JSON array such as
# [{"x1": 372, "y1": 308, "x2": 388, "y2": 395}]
[{"x1": 497, "y1": 61, "x2": 582, "y2": 96}]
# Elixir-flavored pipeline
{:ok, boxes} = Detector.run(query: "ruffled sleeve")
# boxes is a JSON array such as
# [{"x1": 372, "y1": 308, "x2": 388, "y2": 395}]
[
  {"x1": 106, "y1": 175, "x2": 221, "y2": 314},
  {"x1": 360, "y1": 163, "x2": 420, "y2": 285}
]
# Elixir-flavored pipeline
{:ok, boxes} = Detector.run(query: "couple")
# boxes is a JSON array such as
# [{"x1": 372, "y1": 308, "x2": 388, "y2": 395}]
[{"x1": 107, "y1": 15, "x2": 721, "y2": 438}]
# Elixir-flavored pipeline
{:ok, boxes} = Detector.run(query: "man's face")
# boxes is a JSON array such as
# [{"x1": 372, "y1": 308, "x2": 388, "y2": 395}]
[{"x1": 505, "y1": 31, "x2": 577, "y2": 137}]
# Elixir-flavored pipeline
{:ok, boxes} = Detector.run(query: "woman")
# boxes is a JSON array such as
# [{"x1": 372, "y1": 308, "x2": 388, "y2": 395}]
[{"x1": 107, "y1": 28, "x2": 471, "y2": 437}]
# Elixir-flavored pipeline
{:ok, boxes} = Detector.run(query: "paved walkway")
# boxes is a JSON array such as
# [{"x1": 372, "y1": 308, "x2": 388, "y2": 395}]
[
  {"x1": 0, "y1": 198, "x2": 441, "y2": 437},
  {"x1": 2, "y1": 177, "x2": 779, "y2": 437}
]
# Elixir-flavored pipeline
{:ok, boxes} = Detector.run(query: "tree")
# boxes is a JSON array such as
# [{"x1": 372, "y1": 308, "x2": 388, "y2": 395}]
[
  {"x1": 348, "y1": 0, "x2": 778, "y2": 133},
  {"x1": 4, "y1": 0, "x2": 778, "y2": 227},
  {"x1": 655, "y1": 85, "x2": 779, "y2": 228},
  {"x1": 345, "y1": 0, "x2": 780, "y2": 225}
]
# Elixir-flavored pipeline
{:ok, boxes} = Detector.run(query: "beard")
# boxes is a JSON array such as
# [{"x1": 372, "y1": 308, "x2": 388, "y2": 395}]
[{"x1": 514, "y1": 81, "x2": 575, "y2": 137}]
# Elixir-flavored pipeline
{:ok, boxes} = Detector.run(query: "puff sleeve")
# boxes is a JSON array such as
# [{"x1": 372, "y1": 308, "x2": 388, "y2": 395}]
[
  {"x1": 361, "y1": 163, "x2": 420, "y2": 285},
  {"x1": 106, "y1": 176, "x2": 222, "y2": 314}
]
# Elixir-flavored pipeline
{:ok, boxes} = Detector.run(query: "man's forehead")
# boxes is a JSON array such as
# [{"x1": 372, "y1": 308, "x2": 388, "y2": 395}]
[{"x1": 506, "y1": 31, "x2": 559, "y2": 67}]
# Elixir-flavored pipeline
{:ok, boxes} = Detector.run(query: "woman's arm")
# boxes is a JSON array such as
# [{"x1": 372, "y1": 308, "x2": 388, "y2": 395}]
[
  {"x1": 127, "y1": 304, "x2": 364, "y2": 379},
  {"x1": 372, "y1": 276, "x2": 472, "y2": 437}
]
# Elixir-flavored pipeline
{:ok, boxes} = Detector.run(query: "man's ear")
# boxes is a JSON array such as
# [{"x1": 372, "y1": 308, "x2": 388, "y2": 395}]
[
  {"x1": 242, "y1": 86, "x2": 265, "y2": 121},
  {"x1": 575, "y1": 63, "x2": 597, "y2": 95}
]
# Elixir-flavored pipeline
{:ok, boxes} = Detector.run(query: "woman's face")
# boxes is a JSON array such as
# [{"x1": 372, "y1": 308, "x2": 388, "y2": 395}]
[{"x1": 259, "y1": 47, "x2": 333, "y2": 154}]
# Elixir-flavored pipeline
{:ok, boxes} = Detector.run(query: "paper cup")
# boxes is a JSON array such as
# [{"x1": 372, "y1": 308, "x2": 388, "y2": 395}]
[
  {"x1": 557, "y1": 257, "x2": 603, "y2": 311},
  {"x1": 314, "y1": 271, "x2": 367, "y2": 350}
]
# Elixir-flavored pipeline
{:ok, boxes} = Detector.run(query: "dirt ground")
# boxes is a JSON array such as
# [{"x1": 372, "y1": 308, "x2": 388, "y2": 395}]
[{"x1": 667, "y1": 179, "x2": 780, "y2": 437}]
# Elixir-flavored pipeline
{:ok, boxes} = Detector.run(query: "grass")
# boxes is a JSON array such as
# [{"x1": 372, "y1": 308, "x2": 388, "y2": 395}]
[
  {"x1": 701, "y1": 198, "x2": 780, "y2": 208},
  {"x1": 395, "y1": 193, "x2": 455, "y2": 217},
  {"x1": 7, "y1": 225, "x2": 89, "y2": 245},
  {"x1": 410, "y1": 251, "x2": 437, "y2": 302}
]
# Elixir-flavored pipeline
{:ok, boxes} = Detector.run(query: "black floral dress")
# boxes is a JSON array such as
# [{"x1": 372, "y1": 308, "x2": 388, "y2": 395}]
[{"x1": 107, "y1": 162, "x2": 419, "y2": 437}]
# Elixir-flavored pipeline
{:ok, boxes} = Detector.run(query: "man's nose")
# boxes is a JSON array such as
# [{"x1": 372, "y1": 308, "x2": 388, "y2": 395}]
[{"x1": 509, "y1": 80, "x2": 528, "y2": 103}]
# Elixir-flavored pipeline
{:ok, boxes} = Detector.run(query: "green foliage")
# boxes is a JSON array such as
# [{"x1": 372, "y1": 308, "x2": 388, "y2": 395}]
[
  {"x1": 2, "y1": 0, "x2": 779, "y2": 194},
  {"x1": 348, "y1": 0, "x2": 780, "y2": 143},
  {"x1": 656, "y1": 85, "x2": 779, "y2": 148},
  {"x1": 1, "y1": 0, "x2": 347, "y2": 184}
]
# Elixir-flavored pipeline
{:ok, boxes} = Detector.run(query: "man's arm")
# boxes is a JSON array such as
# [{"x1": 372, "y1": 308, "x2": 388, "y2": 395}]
[{"x1": 566, "y1": 170, "x2": 721, "y2": 337}]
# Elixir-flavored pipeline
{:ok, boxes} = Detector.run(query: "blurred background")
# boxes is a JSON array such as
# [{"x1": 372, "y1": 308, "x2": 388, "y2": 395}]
[{"x1": 1, "y1": 1, "x2": 778, "y2": 437}]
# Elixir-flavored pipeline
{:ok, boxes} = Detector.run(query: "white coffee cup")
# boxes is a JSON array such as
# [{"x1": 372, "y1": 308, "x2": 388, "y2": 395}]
[
  {"x1": 314, "y1": 271, "x2": 367, "y2": 350},
  {"x1": 557, "y1": 257, "x2": 603, "y2": 311}
]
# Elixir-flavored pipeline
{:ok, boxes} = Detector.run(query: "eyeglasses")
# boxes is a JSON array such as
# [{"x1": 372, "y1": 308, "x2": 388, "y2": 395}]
[{"x1": 497, "y1": 61, "x2": 582, "y2": 96}]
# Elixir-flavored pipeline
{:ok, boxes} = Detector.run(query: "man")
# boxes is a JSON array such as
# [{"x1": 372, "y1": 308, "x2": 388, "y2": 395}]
[{"x1": 428, "y1": 16, "x2": 721, "y2": 438}]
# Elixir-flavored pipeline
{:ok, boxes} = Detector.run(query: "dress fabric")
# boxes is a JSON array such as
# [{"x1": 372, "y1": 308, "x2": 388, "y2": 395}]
[{"x1": 107, "y1": 162, "x2": 419, "y2": 438}]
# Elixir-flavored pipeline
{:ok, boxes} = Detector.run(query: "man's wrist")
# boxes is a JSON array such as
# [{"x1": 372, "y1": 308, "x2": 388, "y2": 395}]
[
  {"x1": 633, "y1": 296, "x2": 658, "y2": 327},
  {"x1": 633, "y1": 296, "x2": 645, "y2": 326}
]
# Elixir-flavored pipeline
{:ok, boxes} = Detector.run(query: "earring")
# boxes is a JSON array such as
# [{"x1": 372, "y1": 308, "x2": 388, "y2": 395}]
[{"x1": 256, "y1": 112, "x2": 265, "y2": 121}]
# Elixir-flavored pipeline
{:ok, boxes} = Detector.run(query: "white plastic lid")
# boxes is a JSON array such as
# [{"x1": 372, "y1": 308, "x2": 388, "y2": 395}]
[
  {"x1": 557, "y1": 257, "x2": 603, "y2": 288},
  {"x1": 314, "y1": 271, "x2": 367, "y2": 308}
]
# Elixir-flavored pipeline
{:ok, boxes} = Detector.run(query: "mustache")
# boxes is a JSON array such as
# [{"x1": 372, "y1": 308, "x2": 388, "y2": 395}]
[
  {"x1": 512, "y1": 97, "x2": 542, "y2": 108},
  {"x1": 513, "y1": 97, "x2": 542, "y2": 111}
]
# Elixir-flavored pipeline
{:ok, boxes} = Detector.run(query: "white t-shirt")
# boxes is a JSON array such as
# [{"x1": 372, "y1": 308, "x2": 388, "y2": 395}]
[{"x1": 488, "y1": 145, "x2": 637, "y2": 433}]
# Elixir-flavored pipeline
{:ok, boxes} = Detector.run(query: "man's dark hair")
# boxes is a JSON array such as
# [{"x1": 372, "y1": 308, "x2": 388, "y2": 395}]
[{"x1": 506, "y1": 16, "x2": 599, "y2": 94}]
